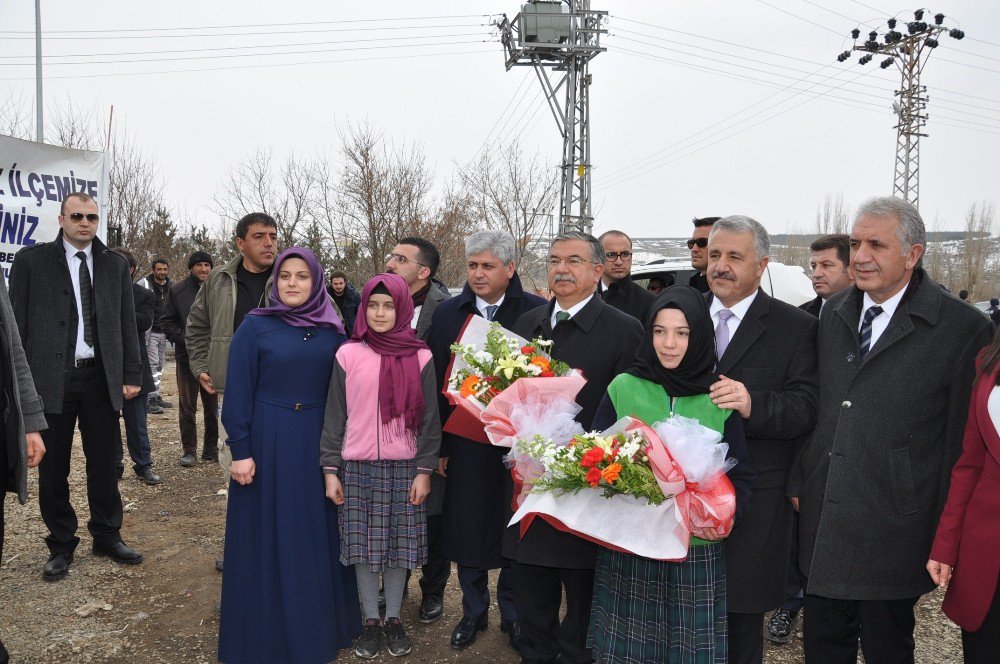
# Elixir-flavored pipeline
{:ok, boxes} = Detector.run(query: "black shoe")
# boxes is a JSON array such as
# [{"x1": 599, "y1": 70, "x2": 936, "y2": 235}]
[
  {"x1": 766, "y1": 608, "x2": 798, "y2": 644},
  {"x1": 179, "y1": 453, "x2": 196, "y2": 467},
  {"x1": 146, "y1": 401, "x2": 164, "y2": 415},
  {"x1": 450, "y1": 613, "x2": 488, "y2": 650},
  {"x1": 157, "y1": 396, "x2": 173, "y2": 408},
  {"x1": 419, "y1": 594, "x2": 443, "y2": 624},
  {"x1": 383, "y1": 617, "x2": 412, "y2": 657},
  {"x1": 43, "y1": 552, "x2": 73, "y2": 581},
  {"x1": 354, "y1": 619, "x2": 382, "y2": 659},
  {"x1": 135, "y1": 467, "x2": 162, "y2": 485},
  {"x1": 500, "y1": 618, "x2": 522, "y2": 654},
  {"x1": 0, "y1": 636, "x2": 8, "y2": 664},
  {"x1": 201, "y1": 452, "x2": 218, "y2": 463},
  {"x1": 215, "y1": 555, "x2": 224, "y2": 572},
  {"x1": 92, "y1": 541, "x2": 143, "y2": 565}
]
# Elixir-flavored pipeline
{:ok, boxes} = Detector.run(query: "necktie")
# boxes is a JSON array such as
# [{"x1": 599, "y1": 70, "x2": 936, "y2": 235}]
[
  {"x1": 715, "y1": 309, "x2": 734, "y2": 359},
  {"x1": 484, "y1": 304, "x2": 499, "y2": 321},
  {"x1": 555, "y1": 311, "x2": 570, "y2": 326},
  {"x1": 859, "y1": 305, "x2": 884, "y2": 358},
  {"x1": 76, "y1": 251, "x2": 95, "y2": 347}
]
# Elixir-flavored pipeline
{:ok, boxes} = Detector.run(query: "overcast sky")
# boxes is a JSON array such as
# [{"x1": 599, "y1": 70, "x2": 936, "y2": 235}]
[{"x1": 2, "y1": 0, "x2": 998, "y2": 239}]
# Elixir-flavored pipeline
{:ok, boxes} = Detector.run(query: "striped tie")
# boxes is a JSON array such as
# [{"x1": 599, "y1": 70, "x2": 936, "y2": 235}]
[
  {"x1": 859, "y1": 305, "x2": 883, "y2": 358},
  {"x1": 76, "y1": 251, "x2": 95, "y2": 347},
  {"x1": 485, "y1": 304, "x2": 499, "y2": 321}
]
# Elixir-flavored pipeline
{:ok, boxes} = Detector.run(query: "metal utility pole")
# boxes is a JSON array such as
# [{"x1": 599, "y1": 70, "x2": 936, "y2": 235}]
[
  {"x1": 836, "y1": 10, "x2": 965, "y2": 209},
  {"x1": 35, "y1": 0, "x2": 43, "y2": 143},
  {"x1": 497, "y1": 1, "x2": 607, "y2": 235}
]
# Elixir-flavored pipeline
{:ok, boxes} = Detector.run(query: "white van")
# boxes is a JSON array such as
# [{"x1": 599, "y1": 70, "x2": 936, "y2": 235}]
[{"x1": 631, "y1": 259, "x2": 815, "y2": 307}]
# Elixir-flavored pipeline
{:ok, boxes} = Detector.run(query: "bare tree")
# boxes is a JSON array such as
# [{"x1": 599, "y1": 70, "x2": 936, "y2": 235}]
[
  {"x1": 0, "y1": 94, "x2": 31, "y2": 140},
  {"x1": 456, "y1": 142, "x2": 559, "y2": 261},
  {"x1": 815, "y1": 192, "x2": 850, "y2": 235},
  {"x1": 960, "y1": 201, "x2": 997, "y2": 300}
]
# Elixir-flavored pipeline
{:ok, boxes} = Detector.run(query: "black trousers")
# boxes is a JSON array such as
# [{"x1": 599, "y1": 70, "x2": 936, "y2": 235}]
[
  {"x1": 511, "y1": 561, "x2": 594, "y2": 664},
  {"x1": 728, "y1": 612, "x2": 765, "y2": 664},
  {"x1": 418, "y1": 514, "x2": 451, "y2": 598},
  {"x1": 0, "y1": 419, "x2": 7, "y2": 562},
  {"x1": 962, "y1": 580, "x2": 1000, "y2": 664},
  {"x1": 39, "y1": 366, "x2": 124, "y2": 554},
  {"x1": 803, "y1": 593, "x2": 919, "y2": 664},
  {"x1": 177, "y1": 360, "x2": 218, "y2": 456}
]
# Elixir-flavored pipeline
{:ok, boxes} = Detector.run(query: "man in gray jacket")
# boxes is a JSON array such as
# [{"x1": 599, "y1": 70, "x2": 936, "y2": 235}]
[
  {"x1": 789, "y1": 196, "x2": 993, "y2": 663},
  {"x1": 0, "y1": 270, "x2": 47, "y2": 662}
]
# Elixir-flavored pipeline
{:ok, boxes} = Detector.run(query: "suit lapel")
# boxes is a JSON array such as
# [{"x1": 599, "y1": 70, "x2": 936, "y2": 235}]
[{"x1": 715, "y1": 290, "x2": 768, "y2": 373}]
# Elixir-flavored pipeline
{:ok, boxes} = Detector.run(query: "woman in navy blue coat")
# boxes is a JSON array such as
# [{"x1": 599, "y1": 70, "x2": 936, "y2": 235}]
[{"x1": 219, "y1": 247, "x2": 359, "y2": 663}]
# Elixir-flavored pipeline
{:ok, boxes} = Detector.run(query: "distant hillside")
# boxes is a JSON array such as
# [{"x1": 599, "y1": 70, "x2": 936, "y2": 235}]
[{"x1": 769, "y1": 232, "x2": 988, "y2": 245}]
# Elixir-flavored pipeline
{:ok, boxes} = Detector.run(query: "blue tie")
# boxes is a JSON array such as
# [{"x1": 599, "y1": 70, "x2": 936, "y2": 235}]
[
  {"x1": 859, "y1": 305, "x2": 883, "y2": 358},
  {"x1": 484, "y1": 305, "x2": 499, "y2": 321}
]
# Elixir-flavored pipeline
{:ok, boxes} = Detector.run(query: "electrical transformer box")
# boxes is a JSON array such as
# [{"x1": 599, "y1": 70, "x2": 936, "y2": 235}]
[{"x1": 519, "y1": 1, "x2": 571, "y2": 45}]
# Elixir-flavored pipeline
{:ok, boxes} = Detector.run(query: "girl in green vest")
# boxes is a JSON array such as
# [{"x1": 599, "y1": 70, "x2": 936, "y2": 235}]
[{"x1": 587, "y1": 285, "x2": 755, "y2": 663}]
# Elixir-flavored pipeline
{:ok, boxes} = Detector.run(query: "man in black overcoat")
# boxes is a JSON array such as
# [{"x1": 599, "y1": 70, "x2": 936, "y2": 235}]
[
  {"x1": 426, "y1": 229, "x2": 546, "y2": 653},
  {"x1": 703, "y1": 215, "x2": 818, "y2": 664},
  {"x1": 788, "y1": 197, "x2": 993, "y2": 663},
  {"x1": 596, "y1": 229, "x2": 654, "y2": 321},
  {"x1": 503, "y1": 231, "x2": 643, "y2": 664},
  {"x1": 8, "y1": 192, "x2": 144, "y2": 581}
]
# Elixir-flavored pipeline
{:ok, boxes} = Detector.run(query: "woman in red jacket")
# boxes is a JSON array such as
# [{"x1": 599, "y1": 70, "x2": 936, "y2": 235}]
[{"x1": 928, "y1": 338, "x2": 1000, "y2": 664}]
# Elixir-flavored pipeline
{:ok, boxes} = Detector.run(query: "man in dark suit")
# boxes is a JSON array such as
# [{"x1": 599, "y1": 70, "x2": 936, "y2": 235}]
[
  {"x1": 160, "y1": 251, "x2": 218, "y2": 467},
  {"x1": 9, "y1": 192, "x2": 144, "y2": 581},
  {"x1": 688, "y1": 216, "x2": 720, "y2": 293},
  {"x1": 426, "y1": 230, "x2": 545, "y2": 653},
  {"x1": 768, "y1": 232, "x2": 854, "y2": 645},
  {"x1": 384, "y1": 236, "x2": 451, "y2": 621},
  {"x1": 0, "y1": 270, "x2": 47, "y2": 662},
  {"x1": 788, "y1": 197, "x2": 992, "y2": 663},
  {"x1": 504, "y1": 231, "x2": 644, "y2": 664},
  {"x1": 111, "y1": 248, "x2": 162, "y2": 486},
  {"x1": 704, "y1": 215, "x2": 818, "y2": 664},
  {"x1": 597, "y1": 230, "x2": 655, "y2": 321}
]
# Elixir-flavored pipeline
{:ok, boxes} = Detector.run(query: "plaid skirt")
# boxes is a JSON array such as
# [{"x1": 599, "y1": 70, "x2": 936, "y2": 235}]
[
  {"x1": 588, "y1": 542, "x2": 728, "y2": 664},
  {"x1": 338, "y1": 459, "x2": 427, "y2": 573}
]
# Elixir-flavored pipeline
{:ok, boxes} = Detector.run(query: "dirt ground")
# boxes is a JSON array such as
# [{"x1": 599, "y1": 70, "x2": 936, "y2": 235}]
[{"x1": 0, "y1": 359, "x2": 964, "y2": 663}]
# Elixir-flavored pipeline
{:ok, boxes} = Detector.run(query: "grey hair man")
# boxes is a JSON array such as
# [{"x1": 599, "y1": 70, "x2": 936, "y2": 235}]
[
  {"x1": 706, "y1": 214, "x2": 819, "y2": 664},
  {"x1": 597, "y1": 230, "x2": 655, "y2": 321},
  {"x1": 788, "y1": 196, "x2": 991, "y2": 663},
  {"x1": 424, "y1": 228, "x2": 545, "y2": 653}
]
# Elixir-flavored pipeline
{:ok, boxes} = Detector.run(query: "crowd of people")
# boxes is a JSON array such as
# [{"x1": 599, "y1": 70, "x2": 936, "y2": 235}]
[{"x1": 0, "y1": 191, "x2": 997, "y2": 664}]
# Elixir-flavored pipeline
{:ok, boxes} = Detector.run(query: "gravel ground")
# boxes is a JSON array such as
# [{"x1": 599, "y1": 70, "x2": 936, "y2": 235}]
[{"x1": 0, "y1": 360, "x2": 964, "y2": 662}]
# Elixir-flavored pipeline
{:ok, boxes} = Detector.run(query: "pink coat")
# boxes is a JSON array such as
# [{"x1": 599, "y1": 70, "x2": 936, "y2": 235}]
[{"x1": 930, "y1": 362, "x2": 1000, "y2": 631}]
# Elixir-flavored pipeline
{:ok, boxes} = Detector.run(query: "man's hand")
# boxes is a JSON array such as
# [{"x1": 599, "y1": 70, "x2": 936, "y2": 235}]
[
  {"x1": 926, "y1": 560, "x2": 953, "y2": 588},
  {"x1": 199, "y1": 372, "x2": 216, "y2": 395},
  {"x1": 690, "y1": 526, "x2": 726, "y2": 541},
  {"x1": 789, "y1": 496, "x2": 800, "y2": 512},
  {"x1": 230, "y1": 458, "x2": 256, "y2": 486},
  {"x1": 436, "y1": 457, "x2": 449, "y2": 478},
  {"x1": 25, "y1": 432, "x2": 45, "y2": 467},
  {"x1": 710, "y1": 375, "x2": 752, "y2": 418},
  {"x1": 123, "y1": 385, "x2": 141, "y2": 400},
  {"x1": 325, "y1": 473, "x2": 345, "y2": 505},
  {"x1": 410, "y1": 473, "x2": 431, "y2": 506}
]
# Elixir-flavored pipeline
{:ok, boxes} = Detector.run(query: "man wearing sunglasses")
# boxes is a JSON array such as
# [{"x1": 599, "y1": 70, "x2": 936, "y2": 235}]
[
  {"x1": 688, "y1": 216, "x2": 720, "y2": 293},
  {"x1": 9, "y1": 192, "x2": 144, "y2": 581},
  {"x1": 596, "y1": 230, "x2": 655, "y2": 322}
]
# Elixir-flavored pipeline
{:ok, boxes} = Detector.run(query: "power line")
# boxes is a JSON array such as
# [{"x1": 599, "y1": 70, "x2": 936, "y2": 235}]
[
  {"x1": 470, "y1": 70, "x2": 534, "y2": 160},
  {"x1": 794, "y1": 0, "x2": 861, "y2": 24},
  {"x1": 754, "y1": 0, "x2": 846, "y2": 36}
]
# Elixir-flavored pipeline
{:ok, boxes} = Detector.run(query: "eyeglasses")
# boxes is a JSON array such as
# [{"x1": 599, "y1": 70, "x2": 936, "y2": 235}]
[
  {"x1": 604, "y1": 251, "x2": 632, "y2": 262},
  {"x1": 548, "y1": 256, "x2": 594, "y2": 268},
  {"x1": 686, "y1": 237, "x2": 708, "y2": 250},
  {"x1": 68, "y1": 212, "x2": 100, "y2": 222},
  {"x1": 384, "y1": 253, "x2": 425, "y2": 268}
]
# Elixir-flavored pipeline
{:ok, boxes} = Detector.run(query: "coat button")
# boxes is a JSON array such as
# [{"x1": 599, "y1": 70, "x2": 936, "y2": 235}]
[
  {"x1": 59, "y1": 321, "x2": 65, "y2": 326},
  {"x1": 841, "y1": 400, "x2": 851, "y2": 409}
]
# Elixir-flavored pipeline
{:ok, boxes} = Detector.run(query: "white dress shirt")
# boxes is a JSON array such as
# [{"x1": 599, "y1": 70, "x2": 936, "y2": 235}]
[
  {"x1": 64, "y1": 238, "x2": 96, "y2": 360},
  {"x1": 710, "y1": 290, "x2": 758, "y2": 340},
  {"x1": 858, "y1": 283, "x2": 909, "y2": 350},
  {"x1": 476, "y1": 293, "x2": 506, "y2": 319},
  {"x1": 550, "y1": 294, "x2": 594, "y2": 328},
  {"x1": 410, "y1": 305, "x2": 421, "y2": 330},
  {"x1": 989, "y1": 386, "x2": 1000, "y2": 439}
]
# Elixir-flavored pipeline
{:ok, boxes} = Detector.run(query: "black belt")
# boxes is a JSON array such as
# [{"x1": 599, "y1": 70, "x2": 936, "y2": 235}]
[{"x1": 75, "y1": 358, "x2": 96, "y2": 368}]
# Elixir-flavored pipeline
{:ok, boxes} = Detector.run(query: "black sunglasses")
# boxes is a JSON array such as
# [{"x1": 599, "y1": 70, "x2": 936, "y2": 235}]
[
  {"x1": 686, "y1": 237, "x2": 708, "y2": 249},
  {"x1": 68, "y1": 212, "x2": 100, "y2": 222}
]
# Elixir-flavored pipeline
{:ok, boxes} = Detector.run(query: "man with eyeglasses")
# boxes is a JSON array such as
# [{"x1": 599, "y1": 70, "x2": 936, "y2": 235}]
[
  {"x1": 505, "y1": 231, "x2": 644, "y2": 664},
  {"x1": 596, "y1": 230, "x2": 655, "y2": 322},
  {"x1": 9, "y1": 192, "x2": 145, "y2": 581},
  {"x1": 384, "y1": 236, "x2": 453, "y2": 624},
  {"x1": 688, "y1": 216, "x2": 720, "y2": 293}
]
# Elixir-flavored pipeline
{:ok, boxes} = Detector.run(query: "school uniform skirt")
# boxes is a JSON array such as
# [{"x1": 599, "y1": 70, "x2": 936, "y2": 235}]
[
  {"x1": 339, "y1": 459, "x2": 427, "y2": 573},
  {"x1": 588, "y1": 542, "x2": 728, "y2": 664}
]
